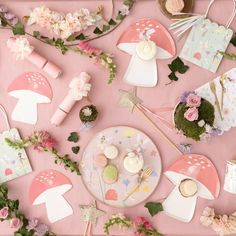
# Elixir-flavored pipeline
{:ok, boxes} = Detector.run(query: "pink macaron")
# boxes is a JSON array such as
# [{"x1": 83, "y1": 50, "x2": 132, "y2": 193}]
[{"x1": 94, "y1": 154, "x2": 108, "y2": 168}]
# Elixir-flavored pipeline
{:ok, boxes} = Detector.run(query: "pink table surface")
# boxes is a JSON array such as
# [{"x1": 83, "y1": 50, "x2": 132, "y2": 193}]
[{"x1": 0, "y1": 0, "x2": 236, "y2": 235}]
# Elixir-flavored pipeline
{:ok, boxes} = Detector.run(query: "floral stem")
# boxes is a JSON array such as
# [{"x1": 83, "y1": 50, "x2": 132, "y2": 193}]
[{"x1": 219, "y1": 51, "x2": 236, "y2": 60}]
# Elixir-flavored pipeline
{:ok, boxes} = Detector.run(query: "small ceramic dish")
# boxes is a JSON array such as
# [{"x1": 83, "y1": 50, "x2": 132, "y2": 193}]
[{"x1": 157, "y1": 0, "x2": 194, "y2": 19}]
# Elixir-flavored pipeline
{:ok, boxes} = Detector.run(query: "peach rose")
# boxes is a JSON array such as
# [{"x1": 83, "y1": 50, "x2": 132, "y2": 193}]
[
  {"x1": 186, "y1": 93, "x2": 201, "y2": 107},
  {"x1": 184, "y1": 107, "x2": 199, "y2": 121}
]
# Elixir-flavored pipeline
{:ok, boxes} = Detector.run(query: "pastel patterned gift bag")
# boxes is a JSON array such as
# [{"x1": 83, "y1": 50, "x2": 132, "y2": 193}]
[
  {"x1": 0, "y1": 105, "x2": 32, "y2": 183},
  {"x1": 179, "y1": 0, "x2": 235, "y2": 73}
]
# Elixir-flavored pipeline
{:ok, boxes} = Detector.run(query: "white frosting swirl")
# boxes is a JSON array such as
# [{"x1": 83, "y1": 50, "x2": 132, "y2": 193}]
[{"x1": 136, "y1": 40, "x2": 157, "y2": 61}]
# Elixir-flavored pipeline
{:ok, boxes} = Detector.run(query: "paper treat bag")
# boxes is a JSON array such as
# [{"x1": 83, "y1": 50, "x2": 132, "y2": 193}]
[
  {"x1": 0, "y1": 105, "x2": 32, "y2": 183},
  {"x1": 180, "y1": 0, "x2": 235, "y2": 73}
]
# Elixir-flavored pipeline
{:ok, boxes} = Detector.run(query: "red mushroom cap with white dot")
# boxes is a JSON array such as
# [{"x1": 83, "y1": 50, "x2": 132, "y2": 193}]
[
  {"x1": 8, "y1": 72, "x2": 52, "y2": 103},
  {"x1": 165, "y1": 154, "x2": 220, "y2": 199},
  {"x1": 29, "y1": 169, "x2": 72, "y2": 205},
  {"x1": 117, "y1": 18, "x2": 176, "y2": 59}
]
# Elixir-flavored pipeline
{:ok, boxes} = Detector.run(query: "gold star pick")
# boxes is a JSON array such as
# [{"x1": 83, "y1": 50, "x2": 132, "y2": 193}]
[
  {"x1": 79, "y1": 201, "x2": 105, "y2": 224},
  {"x1": 118, "y1": 89, "x2": 142, "y2": 112}
]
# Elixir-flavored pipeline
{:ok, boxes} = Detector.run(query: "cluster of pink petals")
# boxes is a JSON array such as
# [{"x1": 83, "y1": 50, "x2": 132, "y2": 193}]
[
  {"x1": 0, "y1": 207, "x2": 9, "y2": 219},
  {"x1": 27, "y1": 6, "x2": 101, "y2": 39},
  {"x1": 77, "y1": 41, "x2": 102, "y2": 55},
  {"x1": 134, "y1": 217, "x2": 153, "y2": 236},
  {"x1": 184, "y1": 107, "x2": 199, "y2": 122},
  {"x1": 0, "y1": 207, "x2": 21, "y2": 229},
  {"x1": 200, "y1": 207, "x2": 236, "y2": 236},
  {"x1": 33, "y1": 131, "x2": 57, "y2": 151}
]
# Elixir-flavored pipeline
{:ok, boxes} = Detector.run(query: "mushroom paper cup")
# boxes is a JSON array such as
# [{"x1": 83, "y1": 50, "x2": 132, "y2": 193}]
[
  {"x1": 8, "y1": 72, "x2": 53, "y2": 125},
  {"x1": 117, "y1": 18, "x2": 176, "y2": 87},
  {"x1": 224, "y1": 160, "x2": 236, "y2": 194},
  {"x1": 29, "y1": 169, "x2": 73, "y2": 223},
  {"x1": 163, "y1": 154, "x2": 220, "y2": 222}
]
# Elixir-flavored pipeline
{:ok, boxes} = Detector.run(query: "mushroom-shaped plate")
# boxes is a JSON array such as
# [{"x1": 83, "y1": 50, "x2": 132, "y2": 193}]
[
  {"x1": 29, "y1": 169, "x2": 73, "y2": 223},
  {"x1": 8, "y1": 72, "x2": 52, "y2": 125},
  {"x1": 163, "y1": 154, "x2": 220, "y2": 222},
  {"x1": 117, "y1": 18, "x2": 176, "y2": 87}
]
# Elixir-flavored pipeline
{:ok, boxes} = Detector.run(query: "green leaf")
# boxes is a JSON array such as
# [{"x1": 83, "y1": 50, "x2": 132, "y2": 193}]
[
  {"x1": 93, "y1": 27, "x2": 103, "y2": 35},
  {"x1": 108, "y1": 18, "x2": 117, "y2": 25},
  {"x1": 231, "y1": 34, "x2": 236, "y2": 47},
  {"x1": 72, "y1": 146, "x2": 80, "y2": 154},
  {"x1": 76, "y1": 33, "x2": 86, "y2": 40},
  {"x1": 145, "y1": 202, "x2": 163, "y2": 217},
  {"x1": 67, "y1": 132, "x2": 79, "y2": 143},
  {"x1": 12, "y1": 23, "x2": 25, "y2": 35},
  {"x1": 168, "y1": 72, "x2": 179, "y2": 81},
  {"x1": 102, "y1": 24, "x2": 110, "y2": 32},
  {"x1": 168, "y1": 57, "x2": 189, "y2": 74},
  {"x1": 55, "y1": 38, "x2": 64, "y2": 45},
  {"x1": 33, "y1": 31, "x2": 40, "y2": 38},
  {"x1": 66, "y1": 35, "x2": 76, "y2": 42},
  {"x1": 116, "y1": 13, "x2": 126, "y2": 21}
]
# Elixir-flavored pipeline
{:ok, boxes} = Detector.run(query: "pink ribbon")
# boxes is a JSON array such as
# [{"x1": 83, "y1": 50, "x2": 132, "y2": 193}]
[{"x1": 137, "y1": 104, "x2": 174, "y2": 130}]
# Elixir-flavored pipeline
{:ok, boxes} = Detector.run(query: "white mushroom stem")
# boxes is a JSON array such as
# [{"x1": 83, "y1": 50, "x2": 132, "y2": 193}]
[
  {"x1": 162, "y1": 185, "x2": 197, "y2": 222},
  {"x1": 12, "y1": 97, "x2": 38, "y2": 124},
  {"x1": 45, "y1": 194, "x2": 73, "y2": 223},
  {"x1": 123, "y1": 54, "x2": 157, "y2": 87}
]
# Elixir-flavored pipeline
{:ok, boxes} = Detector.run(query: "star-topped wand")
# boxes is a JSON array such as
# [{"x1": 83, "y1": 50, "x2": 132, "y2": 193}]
[
  {"x1": 79, "y1": 200, "x2": 105, "y2": 236},
  {"x1": 118, "y1": 89, "x2": 182, "y2": 155}
]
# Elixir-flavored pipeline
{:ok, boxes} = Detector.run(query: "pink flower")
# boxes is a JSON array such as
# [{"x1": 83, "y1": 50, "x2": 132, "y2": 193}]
[
  {"x1": 33, "y1": 131, "x2": 57, "y2": 151},
  {"x1": 9, "y1": 217, "x2": 21, "y2": 229},
  {"x1": 186, "y1": 93, "x2": 201, "y2": 107},
  {"x1": 134, "y1": 217, "x2": 146, "y2": 226},
  {"x1": 143, "y1": 221, "x2": 152, "y2": 229},
  {"x1": 184, "y1": 107, "x2": 199, "y2": 122},
  {"x1": 77, "y1": 42, "x2": 102, "y2": 55},
  {"x1": 0, "y1": 207, "x2": 9, "y2": 219}
]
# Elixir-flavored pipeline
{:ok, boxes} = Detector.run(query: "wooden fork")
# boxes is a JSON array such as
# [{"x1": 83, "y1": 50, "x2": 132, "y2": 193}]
[
  {"x1": 123, "y1": 167, "x2": 153, "y2": 201},
  {"x1": 210, "y1": 81, "x2": 223, "y2": 120}
]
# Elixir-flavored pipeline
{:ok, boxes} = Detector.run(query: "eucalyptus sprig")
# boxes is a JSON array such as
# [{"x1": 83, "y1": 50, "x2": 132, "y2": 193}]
[
  {"x1": 104, "y1": 213, "x2": 133, "y2": 235},
  {"x1": 5, "y1": 131, "x2": 81, "y2": 176},
  {"x1": 0, "y1": 184, "x2": 56, "y2": 236}
]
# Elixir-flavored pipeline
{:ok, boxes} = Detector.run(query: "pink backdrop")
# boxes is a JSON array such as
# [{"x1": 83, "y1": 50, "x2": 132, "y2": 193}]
[{"x1": 0, "y1": 0, "x2": 236, "y2": 235}]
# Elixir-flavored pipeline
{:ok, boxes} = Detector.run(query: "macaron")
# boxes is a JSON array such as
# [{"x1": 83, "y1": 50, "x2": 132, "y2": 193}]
[
  {"x1": 123, "y1": 151, "x2": 144, "y2": 174},
  {"x1": 94, "y1": 154, "x2": 108, "y2": 168},
  {"x1": 165, "y1": 0, "x2": 185, "y2": 14},
  {"x1": 102, "y1": 165, "x2": 119, "y2": 184},
  {"x1": 179, "y1": 179, "x2": 198, "y2": 197},
  {"x1": 104, "y1": 145, "x2": 119, "y2": 160}
]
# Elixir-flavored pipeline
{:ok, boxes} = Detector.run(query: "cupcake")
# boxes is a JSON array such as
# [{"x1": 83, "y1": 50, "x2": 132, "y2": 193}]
[
  {"x1": 104, "y1": 145, "x2": 119, "y2": 160},
  {"x1": 94, "y1": 154, "x2": 108, "y2": 168},
  {"x1": 179, "y1": 179, "x2": 198, "y2": 197},
  {"x1": 102, "y1": 165, "x2": 119, "y2": 184},
  {"x1": 79, "y1": 104, "x2": 98, "y2": 131},
  {"x1": 165, "y1": 0, "x2": 185, "y2": 14},
  {"x1": 124, "y1": 150, "x2": 144, "y2": 174}
]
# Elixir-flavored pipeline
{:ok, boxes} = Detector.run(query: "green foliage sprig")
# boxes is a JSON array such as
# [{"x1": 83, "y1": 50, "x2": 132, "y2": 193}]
[
  {"x1": 103, "y1": 213, "x2": 133, "y2": 235},
  {"x1": 167, "y1": 57, "x2": 189, "y2": 84},
  {"x1": 0, "y1": 184, "x2": 56, "y2": 236},
  {"x1": 5, "y1": 131, "x2": 81, "y2": 175},
  {"x1": 144, "y1": 202, "x2": 163, "y2": 217}
]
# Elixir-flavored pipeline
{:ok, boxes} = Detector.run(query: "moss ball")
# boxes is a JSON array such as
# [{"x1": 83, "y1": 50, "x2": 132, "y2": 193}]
[
  {"x1": 79, "y1": 104, "x2": 98, "y2": 123},
  {"x1": 174, "y1": 99, "x2": 215, "y2": 141}
]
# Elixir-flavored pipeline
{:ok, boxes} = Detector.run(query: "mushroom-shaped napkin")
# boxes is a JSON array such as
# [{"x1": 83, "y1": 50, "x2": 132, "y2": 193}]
[
  {"x1": 117, "y1": 18, "x2": 176, "y2": 87},
  {"x1": 29, "y1": 169, "x2": 73, "y2": 223},
  {"x1": 8, "y1": 72, "x2": 52, "y2": 125},
  {"x1": 163, "y1": 154, "x2": 220, "y2": 222}
]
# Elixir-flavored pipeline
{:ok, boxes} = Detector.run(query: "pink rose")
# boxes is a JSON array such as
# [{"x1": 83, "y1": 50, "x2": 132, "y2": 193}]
[
  {"x1": 186, "y1": 93, "x2": 201, "y2": 107},
  {"x1": 184, "y1": 107, "x2": 199, "y2": 122},
  {"x1": 0, "y1": 207, "x2": 9, "y2": 219},
  {"x1": 9, "y1": 217, "x2": 21, "y2": 229}
]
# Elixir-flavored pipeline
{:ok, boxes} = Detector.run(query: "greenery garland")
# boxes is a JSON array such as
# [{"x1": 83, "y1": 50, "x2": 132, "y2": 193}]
[{"x1": 0, "y1": 0, "x2": 135, "y2": 84}]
